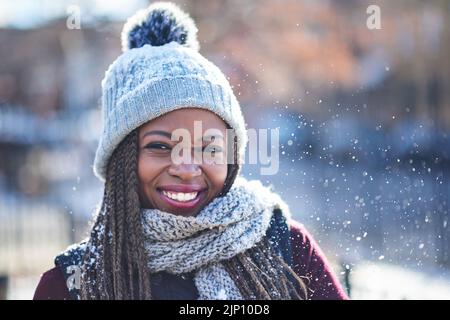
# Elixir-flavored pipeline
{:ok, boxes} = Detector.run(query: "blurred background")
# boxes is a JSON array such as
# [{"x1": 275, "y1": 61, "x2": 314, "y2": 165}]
[{"x1": 0, "y1": 0, "x2": 449, "y2": 299}]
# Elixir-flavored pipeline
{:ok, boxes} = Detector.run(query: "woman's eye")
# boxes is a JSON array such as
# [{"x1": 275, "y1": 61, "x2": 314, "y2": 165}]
[
  {"x1": 144, "y1": 142, "x2": 171, "y2": 150},
  {"x1": 203, "y1": 145, "x2": 223, "y2": 153}
]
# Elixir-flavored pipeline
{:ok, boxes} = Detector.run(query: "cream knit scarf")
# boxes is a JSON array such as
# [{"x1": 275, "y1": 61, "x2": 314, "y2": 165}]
[{"x1": 140, "y1": 177, "x2": 291, "y2": 300}]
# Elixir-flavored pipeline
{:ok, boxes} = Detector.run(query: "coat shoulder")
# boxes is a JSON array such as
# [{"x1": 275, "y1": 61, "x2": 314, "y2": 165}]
[
  {"x1": 288, "y1": 219, "x2": 312, "y2": 245},
  {"x1": 34, "y1": 240, "x2": 88, "y2": 300},
  {"x1": 287, "y1": 218, "x2": 349, "y2": 300},
  {"x1": 33, "y1": 267, "x2": 71, "y2": 300}
]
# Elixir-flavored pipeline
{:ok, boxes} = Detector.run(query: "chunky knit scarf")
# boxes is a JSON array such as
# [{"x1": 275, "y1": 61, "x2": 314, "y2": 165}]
[{"x1": 140, "y1": 177, "x2": 291, "y2": 300}]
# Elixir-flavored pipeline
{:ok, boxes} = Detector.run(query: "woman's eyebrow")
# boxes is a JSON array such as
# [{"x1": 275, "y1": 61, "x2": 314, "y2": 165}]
[{"x1": 142, "y1": 130, "x2": 172, "y2": 139}]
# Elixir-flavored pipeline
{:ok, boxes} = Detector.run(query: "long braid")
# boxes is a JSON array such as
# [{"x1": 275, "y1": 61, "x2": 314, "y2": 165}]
[
  {"x1": 223, "y1": 238, "x2": 308, "y2": 300},
  {"x1": 112, "y1": 138, "x2": 125, "y2": 298},
  {"x1": 123, "y1": 130, "x2": 152, "y2": 299},
  {"x1": 80, "y1": 130, "x2": 151, "y2": 299}
]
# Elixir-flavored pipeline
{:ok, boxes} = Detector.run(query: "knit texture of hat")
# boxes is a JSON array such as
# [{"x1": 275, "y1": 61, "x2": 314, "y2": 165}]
[{"x1": 93, "y1": 2, "x2": 247, "y2": 181}]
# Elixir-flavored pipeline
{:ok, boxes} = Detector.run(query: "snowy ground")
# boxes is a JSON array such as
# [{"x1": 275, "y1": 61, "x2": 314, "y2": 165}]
[{"x1": 349, "y1": 262, "x2": 450, "y2": 300}]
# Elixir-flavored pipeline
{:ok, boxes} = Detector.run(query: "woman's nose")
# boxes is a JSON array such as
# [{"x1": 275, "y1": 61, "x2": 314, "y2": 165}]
[{"x1": 167, "y1": 164, "x2": 202, "y2": 181}]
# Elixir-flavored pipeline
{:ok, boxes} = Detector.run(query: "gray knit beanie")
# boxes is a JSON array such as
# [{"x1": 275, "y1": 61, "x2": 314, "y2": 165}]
[{"x1": 93, "y1": 2, "x2": 247, "y2": 182}]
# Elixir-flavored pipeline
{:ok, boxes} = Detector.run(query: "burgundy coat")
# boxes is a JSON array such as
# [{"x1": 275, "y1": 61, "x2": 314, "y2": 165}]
[{"x1": 33, "y1": 220, "x2": 348, "y2": 300}]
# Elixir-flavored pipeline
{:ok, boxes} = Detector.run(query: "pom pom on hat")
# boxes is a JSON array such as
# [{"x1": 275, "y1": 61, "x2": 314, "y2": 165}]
[{"x1": 121, "y1": 1, "x2": 199, "y2": 52}]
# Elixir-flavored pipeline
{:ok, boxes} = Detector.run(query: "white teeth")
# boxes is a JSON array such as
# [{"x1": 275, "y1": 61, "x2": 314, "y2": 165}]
[{"x1": 162, "y1": 191, "x2": 198, "y2": 202}]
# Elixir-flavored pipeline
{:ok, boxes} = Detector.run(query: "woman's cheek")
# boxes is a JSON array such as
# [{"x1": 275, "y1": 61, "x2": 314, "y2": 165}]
[
  {"x1": 203, "y1": 162, "x2": 228, "y2": 186},
  {"x1": 138, "y1": 153, "x2": 168, "y2": 177}
]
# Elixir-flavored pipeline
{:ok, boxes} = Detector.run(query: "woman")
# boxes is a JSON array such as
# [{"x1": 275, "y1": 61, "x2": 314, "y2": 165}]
[{"x1": 33, "y1": 2, "x2": 348, "y2": 300}]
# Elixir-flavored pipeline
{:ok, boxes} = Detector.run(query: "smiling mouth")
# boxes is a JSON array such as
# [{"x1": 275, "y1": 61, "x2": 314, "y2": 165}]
[
  {"x1": 161, "y1": 190, "x2": 199, "y2": 202},
  {"x1": 157, "y1": 186, "x2": 207, "y2": 209}
]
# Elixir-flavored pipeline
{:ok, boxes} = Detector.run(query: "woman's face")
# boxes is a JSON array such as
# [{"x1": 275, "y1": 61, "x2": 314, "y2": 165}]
[{"x1": 137, "y1": 108, "x2": 229, "y2": 217}]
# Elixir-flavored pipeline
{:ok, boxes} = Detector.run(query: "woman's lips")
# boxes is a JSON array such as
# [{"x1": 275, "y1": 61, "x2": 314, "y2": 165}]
[{"x1": 157, "y1": 185, "x2": 207, "y2": 209}]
